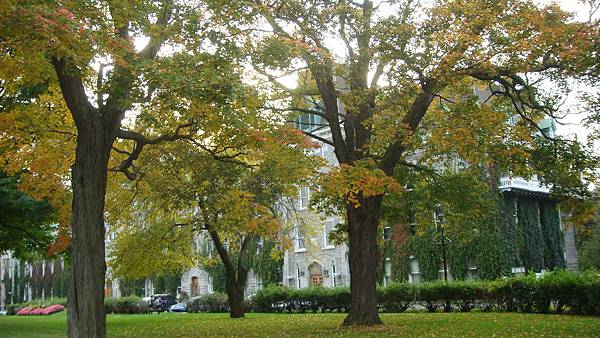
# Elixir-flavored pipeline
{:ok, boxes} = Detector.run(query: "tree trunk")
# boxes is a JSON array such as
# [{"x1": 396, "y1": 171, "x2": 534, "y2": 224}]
[
  {"x1": 226, "y1": 276, "x2": 245, "y2": 318},
  {"x1": 67, "y1": 122, "x2": 113, "y2": 338},
  {"x1": 342, "y1": 196, "x2": 383, "y2": 326},
  {"x1": 207, "y1": 229, "x2": 250, "y2": 319}
]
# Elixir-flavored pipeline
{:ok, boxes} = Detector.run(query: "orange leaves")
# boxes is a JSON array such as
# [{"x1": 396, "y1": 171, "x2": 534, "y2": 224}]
[
  {"x1": 47, "y1": 230, "x2": 71, "y2": 257},
  {"x1": 319, "y1": 159, "x2": 402, "y2": 208},
  {"x1": 245, "y1": 216, "x2": 282, "y2": 237}
]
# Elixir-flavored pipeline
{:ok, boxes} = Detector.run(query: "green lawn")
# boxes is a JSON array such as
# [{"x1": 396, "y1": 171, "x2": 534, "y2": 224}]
[{"x1": 1, "y1": 312, "x2": 599, "y2": 337}]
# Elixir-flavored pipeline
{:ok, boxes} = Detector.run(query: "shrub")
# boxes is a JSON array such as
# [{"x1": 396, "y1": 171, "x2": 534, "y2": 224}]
[
  {"x1": 326, "y1": 287, "x2": 350, "y2": 313},
  {"x1": 447, "y1": 281, "x2": 478, "y2": 312},
  {"x1": 41, "y1": 304, "x2": 65, "y2": 315},
  {"x1": 417, "y1": 281, "x2": 446, "y2": 313},
  {"x1": 501, "y1": 274, "x2": 537, "y2": 313},
  {"x1": 253, "y1": 285, "x2": 294, "y2": 313},
  {"x1": 5, "y1": 304, "x2": 24, "y2": 316},
  {"x1": 474, "y1": 281, "x2": 501, "y2": 312},
  {"x1": 105, "y1": 296, "x2": 149, "y2": 314},
  {"x1": 378, "y1": 282, "x2": 415, "y2": 313},
  {"x1": 6, "y1": 298, "x2": 67, "y2": 316},
  {"x1": 187, "y1": 293, "x2": 229, "y2": 313},
  {"x1": 252, "y1": 286, "x2": 350, "y2": 313},
  {"x1": 16, "y1": 307, "x2": 33, "y2": 315}
]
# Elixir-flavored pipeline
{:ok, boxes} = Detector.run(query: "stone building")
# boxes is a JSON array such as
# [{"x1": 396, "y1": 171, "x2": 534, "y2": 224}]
[{"x1": 282, "y1": 107, "x2": 579, "y2": 288}]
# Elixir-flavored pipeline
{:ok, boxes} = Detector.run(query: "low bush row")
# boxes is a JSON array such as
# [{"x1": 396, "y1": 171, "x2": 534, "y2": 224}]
[
  {"x1": 187, "y1": 293, "x2": 229, "y2": 313},
  {"x1": 252, "y1": 270, "x2": 600, "y2": 315},
  {"x1": 253, "y1": 286, "x2": 350, "y2": 313},
  {"x1": 104, "y1": 296, "x2": 149, "y2": 314}
]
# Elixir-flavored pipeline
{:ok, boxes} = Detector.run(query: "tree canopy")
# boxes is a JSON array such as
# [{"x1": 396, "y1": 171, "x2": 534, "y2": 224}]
[
  {"x1": 0, "y1": 0, "x2": 598, "y2": 330},
  {"x1": 205, "y1": 0, "x2": 600, "y2": 325},
  {"x1": 0, "y1": 171, "x2": 56, "y2": 260}
]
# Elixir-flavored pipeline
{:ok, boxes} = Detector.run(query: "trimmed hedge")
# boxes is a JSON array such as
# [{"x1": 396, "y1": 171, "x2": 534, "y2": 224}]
[
  {"x1": 253, "y1": 286, "x2": 350, "y2": 313},
  {"x1": 187, "y1": 293, "x2": 229, "y2": 313},
  {"x1": 251, "y1": 270, "x2": 600, "y2": 315},
  {"x1": 105, "y1": 296, "x2": 149, "y2": 314}
]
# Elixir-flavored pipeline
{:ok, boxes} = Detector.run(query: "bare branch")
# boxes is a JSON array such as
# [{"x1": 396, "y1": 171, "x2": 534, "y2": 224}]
[{"x1": 300, "y1": 130, "x2": 335, "y2": 146}]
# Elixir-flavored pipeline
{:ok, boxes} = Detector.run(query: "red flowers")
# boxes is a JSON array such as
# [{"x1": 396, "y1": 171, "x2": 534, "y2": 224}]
[{"x1": 16, "y1": 304, "x2": 65, "y2": 316}]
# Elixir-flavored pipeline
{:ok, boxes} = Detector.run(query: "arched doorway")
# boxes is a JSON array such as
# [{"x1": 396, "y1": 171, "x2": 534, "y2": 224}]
[
  {"x1": 104, "y1": 280, "x2": 112, "y2": 297},
  {"x1": 191, "y1": 276, "x2": 200, "y2": 297},
  {"x1": 308, "y1": 262, "x2": 323, "y2": 287}
]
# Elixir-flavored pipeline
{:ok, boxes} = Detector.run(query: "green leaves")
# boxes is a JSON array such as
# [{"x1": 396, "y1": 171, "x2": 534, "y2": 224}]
[{"x1": 0, "y1": 171, "x2": 56, "y2": 260}]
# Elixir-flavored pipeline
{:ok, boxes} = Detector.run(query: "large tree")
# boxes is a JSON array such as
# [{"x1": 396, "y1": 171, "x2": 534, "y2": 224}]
[
  {"x1": 107, "y1": 111, "x2": 320, "y2": 317},
  {"x1": 209, "y1": 0, "x2": 600, "y2": 325},
  {"x1": 0, "y1": 1, "x2": 238, "y2": 335}
]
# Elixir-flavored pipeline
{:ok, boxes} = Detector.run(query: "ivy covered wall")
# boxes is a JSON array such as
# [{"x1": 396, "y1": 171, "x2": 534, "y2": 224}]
[
  {"x1": 387, "y1": 192, "x2": 566, "y2": 283},
  {"x1": 152, "y1": 273, "x2": 182, "y2": 295},
  {"x1": 540, "y1": 201, "x2": 565, "y2": 269},
  {"x1": 205, "y1": 239, "x2": 283, "y2": 293}
]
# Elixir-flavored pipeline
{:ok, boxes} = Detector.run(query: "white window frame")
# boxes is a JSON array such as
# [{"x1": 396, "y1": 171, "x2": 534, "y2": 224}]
[
  {"x1": 256, "y1": 237, "x2": 264, "y2": 255},
  {"x1": 383, "y1": 226, "x2": 391, "y2": 240},
  {"x1": 383, "y1": 258, "x2": 392, "y2": 287},
  {"x1": 323, "y1": 220, "x2": 335, "y2": 249},
  {"x1": 331, "y1": 261, "x2": 337, "y2": 287},
  {"x1": 299, "y1": 186, "x2": 310, "y2": 210},
  {"x1": 294, "y1": 226, "x2": 306, "y2": 252}
]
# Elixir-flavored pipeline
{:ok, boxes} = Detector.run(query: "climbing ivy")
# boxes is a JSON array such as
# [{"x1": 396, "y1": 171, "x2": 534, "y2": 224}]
[
  {"x1": 118, "y1": 278, "x2": 145, "y2": 297},
  {"x1": 502, "y1": 193, "x2": 520, "y2": 267},
  {"x1": 247, "y1": 240, "x2": 283, "y2": 287},
  {"x1": 204, "y1": 238, "x2": 283, "y2": 292},
  {"x1": 540, "y1": 202, "x2": 566, "y2": 269},
  {"x1": 152, "y1": 272, "x2": 182, "y2": 295},
  {"x1": 518, "y1": 197, "x2": 545, "y2": 271},
  {"x1": 386, "y1": 192, "x2": 564, "y2": 282}
]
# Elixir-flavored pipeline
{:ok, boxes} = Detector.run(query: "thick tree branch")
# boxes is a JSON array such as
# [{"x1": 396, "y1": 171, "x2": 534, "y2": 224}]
[
  {"x1": 51, "y1": 58, "x2": 96, "y2": 129},
  {"x1": 379, "y1": 80, "x2": 439, "y2": 175},
  {"x1": 138, "y1": 0, "x2": 174, "y2": 60},
  {"x1": 236, "y1": 235, "x2": 253, "y2": 283},
  {"x1": 112, "y1": 122, "x2": 194, "y2": 180},
  {"x1": 300, "y1": 130, "x2": 335, "y2": 146}
]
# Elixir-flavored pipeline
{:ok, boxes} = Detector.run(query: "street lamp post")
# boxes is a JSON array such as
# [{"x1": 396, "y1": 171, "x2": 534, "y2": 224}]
[{"x1": 434, "y1": 205, "x2": 448, "y2": 283}]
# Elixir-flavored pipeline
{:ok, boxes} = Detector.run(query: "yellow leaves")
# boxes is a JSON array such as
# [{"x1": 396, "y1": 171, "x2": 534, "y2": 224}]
[
  {"x1": 269, "y1": 246, "x2": 283, "y2": 261},
  {"x1": 0, "y1": 83, "x2": 75, "y2": 251},
  {"x1": 319, "y1": 159, "x2": 402, "y2": 208}
]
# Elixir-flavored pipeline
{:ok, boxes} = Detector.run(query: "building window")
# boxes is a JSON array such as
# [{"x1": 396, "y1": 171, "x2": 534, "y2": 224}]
[
  {"x1": 323, "y1": 221, "x2": 334, "y2": 248},
  {"x1": 438, "y1": 261, "x2": 452, "y2": 281},
  {"x1": 511, "y1": 267, "x2": 526, "y2": 275},
  {"x1": 383, "y1": 259, "x2": 392, "y2": 287},
  {"x1": 295, "y1": 113, "x2": 321, "y2": 132},
  {"x1": 299, "y1": 186, "x2": 310, "y2": 209},
  {"x1": 409, "y1": 256, "x2": 421, "y2": 284},
  {"x1": 295, "y1": 227, "x2": 306, "y2": 251},
  {"x1": 311, "y1": 144, "x2": 325, "y2": 158},
  {"x1": 467, "y1": 261, "x2": 478, "y2": 280},
  {"x1": 256, "y1": 237, "x2": 264, "y2": 255},
  {"x1": 331, "y1": 260, "x2": 337, "y2": 287},
  {"x1": 383, "y1": 227, "x2": 391, "y2": 240},
  {"x1": 207, "y1": 275, "x2": 213, "y2": 293},
  {"x1": 296, "y1": 267, "x2": 301, "y2": 289}
]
